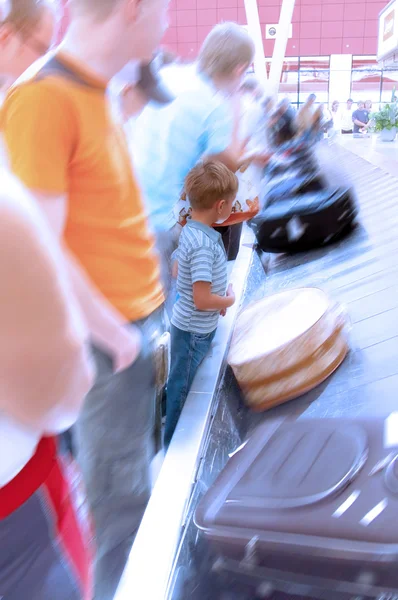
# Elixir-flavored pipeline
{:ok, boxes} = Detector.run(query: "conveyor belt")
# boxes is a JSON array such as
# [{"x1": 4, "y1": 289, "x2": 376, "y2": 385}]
[{"x1": 166, "y1": 143, "x2": 398, "y2": 600}]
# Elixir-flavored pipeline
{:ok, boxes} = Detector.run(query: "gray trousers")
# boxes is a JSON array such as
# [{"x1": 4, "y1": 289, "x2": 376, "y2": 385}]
[{"x1": 75, "y1": 306, "x2": 165, "y2": 600}]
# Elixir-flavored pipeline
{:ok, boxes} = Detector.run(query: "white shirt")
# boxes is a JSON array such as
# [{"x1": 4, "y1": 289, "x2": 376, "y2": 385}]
[
  {"x1": 341, "y1": 108, "x2": 354, "y2": 131},
  {"x1": 0, "y1": 171, "x2": 91, "y2": 486},
  {"x1": 331, "y1": 109, "x2": 342, "y2": 131},
  {"x1": 0, "y1": 414, "x2": 40, "y2": 486}
]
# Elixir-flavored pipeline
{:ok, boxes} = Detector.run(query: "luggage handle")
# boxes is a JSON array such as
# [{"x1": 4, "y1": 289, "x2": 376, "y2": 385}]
[{"x1": 213, "y1": 556, "x2": 398, "y2": 600}]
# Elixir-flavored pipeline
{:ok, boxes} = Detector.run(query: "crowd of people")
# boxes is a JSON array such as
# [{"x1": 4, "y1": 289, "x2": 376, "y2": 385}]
[
  {"x1": 0, "y1": 1, "x2": 261, "y2": 600},
  {"x1": 328, "y1": 97, "x2": 373, "y2": 135},
  {"x1": 0, "y1": 1, "x2": 373, "y2": 599}
]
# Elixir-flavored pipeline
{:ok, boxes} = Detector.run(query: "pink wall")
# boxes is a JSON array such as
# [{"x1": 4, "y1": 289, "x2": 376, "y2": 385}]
[{"x1": 163, "y1": 0, "x2": 387, "y2": 59}]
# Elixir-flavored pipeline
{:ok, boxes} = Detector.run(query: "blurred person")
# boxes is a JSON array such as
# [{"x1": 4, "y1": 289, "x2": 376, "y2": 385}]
[
  {"x1": 259, "y1": 100, "x2": 324, "y2": 207},
  {"x1": 239, "y1": 74, "x2": 265, "y2": 144},
  {"x1": 297, "y1": 93, "x2": 316, "y2": 132},
  {"x1": 0, "y1": 170, "x2": 94, "y2": 600},
  {"x1": 0, "y1": 0, "x2": 56, "y2": 82},
  {"x1": 322, "y1": 103, "x2": 333, "y2": 129},
  {"x1": 113, "y1": 57, "x2": 174, "y2": 158},
  {"x1": 365, "y1": 99, "x2": 376, "y2": 129},
  {"x1": 164, "y1": 161, "x2": 237, "y2": 448},
  {"x1": 341, "y1": 98, "x2": 354, "y2": 134},
  {"x1": 1, "y1": 0, "x2": 169, "y2": 598},
  {"x1": 240, "y1": 74, "x2": 263, "y2": 101},
  {"x1": 135, "y1": 22, "x2": 254, "y2": 300},
  {"x1": 214, "y1": 78, "x2": 270, "y2": 261},
  {"x1": 0, "y1": 0, "x2": 55, "y2": 166},
  {"x1": 352, "y1": 100, "x2": 369, "y2": 134},
  {"x1": 330, "y1": 99, "x2": 341, "y2": 133}
]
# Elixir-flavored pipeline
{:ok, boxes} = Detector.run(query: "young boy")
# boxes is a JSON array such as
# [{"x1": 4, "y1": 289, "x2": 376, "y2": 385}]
[{"x1": 164, "y1": 161, "x2": 238, "y2": 448}]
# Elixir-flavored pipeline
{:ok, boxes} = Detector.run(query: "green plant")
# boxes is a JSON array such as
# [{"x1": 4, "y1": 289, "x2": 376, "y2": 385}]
[{"x1": 371, "y1": 103, "x2": 398, "y2": 132}]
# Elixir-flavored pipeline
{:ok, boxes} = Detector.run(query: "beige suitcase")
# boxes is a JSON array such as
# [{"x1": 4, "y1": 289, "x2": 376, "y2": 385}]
[{"x1": 228, "y1": 288, "x2": 349, "y2": 411}]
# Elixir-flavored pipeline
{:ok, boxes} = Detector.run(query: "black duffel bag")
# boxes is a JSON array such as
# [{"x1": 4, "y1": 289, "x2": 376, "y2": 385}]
[{"x1": 250, "y1": 187, "x2": 358, "y2": 254}]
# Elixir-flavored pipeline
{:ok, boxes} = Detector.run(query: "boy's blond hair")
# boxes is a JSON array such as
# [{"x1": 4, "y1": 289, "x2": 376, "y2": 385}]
[
  {"x1": 185, "y1": 161, "x2": 238, "y2": 211},
  {"x1": 198, "y1": 22, "x2": 255, "y2": 80}
]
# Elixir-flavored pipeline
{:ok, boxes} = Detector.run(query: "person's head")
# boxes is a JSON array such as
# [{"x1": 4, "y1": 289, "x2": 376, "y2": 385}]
[
  {"x1": 68, "y1": 0, "x2": 169, "y2": 68},
  {"x1": 240, "y1": 75, "x2": 262, "y2": 101},
  {"x1": 112, "y1": 58, "x2": 173, "y2": 121},
  {"x1": 347, "y1": 98, "x2": 353, "y2": 109},
  {"x1": 268, "y1": 100, "x2": 297, "y2": 147},
  {"x1": 198, "y1": 22, "x2": 255, "y2": 93},
  {"x1": 185, "y1": 160, "x2": 238, "y2": 224},
  {"x1": 0, "y1": 0, "x2": 56, "y2": 79},
  {"x1": 331, "y1": 100, "x2": 339, "y2": 112},
  {"x1": 357, "y1": 100, "x2": 365, "y2": 110},
  {"x1": 365, "y1": 99, "x2": 372, "y2": 110}
]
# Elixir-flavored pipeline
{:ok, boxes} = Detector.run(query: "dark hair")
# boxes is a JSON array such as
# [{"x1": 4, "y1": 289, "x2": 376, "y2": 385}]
[
  {"x1": 269, "y1": 103, "x2": 297, "y2": 146},
  {"x1": 241, "y1": 76, "x2": 259, "y2": 93},
  {"x1": 185, "y1": 161, "x2": 238, "y2": 211}
]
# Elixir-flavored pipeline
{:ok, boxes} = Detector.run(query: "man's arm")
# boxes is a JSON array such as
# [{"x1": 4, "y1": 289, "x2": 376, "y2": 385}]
[
  {"x1": 352, "y1": 111, "x2": 368, "y2": 128},
  {"x1": 34, "y1": 192, "x2": 142, "y2": 372},
  {"x1": 0, "y1": 174, "x2": 94, "y2": 433},
  {"x1": 205, "y1": 95, "x2": 245, "y2": 173},
  {"x1": 353, "y1": 119, "x2": 368, "y2": 128},
  {"x1": 3, "y1": 82, "x2": 141, "y2": 371}
]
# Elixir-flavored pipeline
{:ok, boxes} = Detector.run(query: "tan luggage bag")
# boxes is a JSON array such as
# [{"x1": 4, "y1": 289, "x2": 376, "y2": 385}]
[{"x1": 228, "y1": 288, "x2": 349, "y2": 411}]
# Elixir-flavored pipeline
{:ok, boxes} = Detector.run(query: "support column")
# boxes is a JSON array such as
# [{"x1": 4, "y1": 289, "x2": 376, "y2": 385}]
[
  {"x1": 329, "y1": 54, "x2": 353, "y2": 105},
  {"x1": 268, "y1": 0, "x2": 296, "y2": 98},
  {"x1": 244, "y1": 0, "x2": 267, "y2": 85}
]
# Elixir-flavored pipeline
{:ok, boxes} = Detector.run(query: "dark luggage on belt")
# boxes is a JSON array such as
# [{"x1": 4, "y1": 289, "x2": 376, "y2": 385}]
[
  {"x1": 195, "y1": 417, "x2": 398, "y2": 599},
  {"x1": 250, "y1": 187, "x2": 357, "y2": 254}
]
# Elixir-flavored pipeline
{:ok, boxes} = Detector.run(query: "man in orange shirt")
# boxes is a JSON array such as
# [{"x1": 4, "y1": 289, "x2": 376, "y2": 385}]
[{"x1": 2, "y1": 0, "x2": 168, "y2": 598}]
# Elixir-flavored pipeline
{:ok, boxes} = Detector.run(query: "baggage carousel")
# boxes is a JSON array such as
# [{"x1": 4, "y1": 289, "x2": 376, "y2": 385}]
[{"x1": 116, "y1": 137, "x2": 398, "y2": 600}]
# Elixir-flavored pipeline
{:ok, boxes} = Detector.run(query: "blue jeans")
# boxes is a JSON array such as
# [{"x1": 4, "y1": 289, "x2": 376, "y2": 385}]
[{"x1": 164, "y1": 325, "x2": 216, "y2": 448}]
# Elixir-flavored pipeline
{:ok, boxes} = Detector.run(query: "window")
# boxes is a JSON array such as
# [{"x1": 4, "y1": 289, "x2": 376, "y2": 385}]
[
  {"x1": 381, "y1": 68, "x2": 398, "y2": 103},
  {"x1": 351, "y1": 56, "x2": 381, "y2": 108},
  {"x1": 278, "y1": 58, "x2": 299, "y2": 107},
  {"x1": 298, "y1": 57, "x2": 330, "y2": 107}
]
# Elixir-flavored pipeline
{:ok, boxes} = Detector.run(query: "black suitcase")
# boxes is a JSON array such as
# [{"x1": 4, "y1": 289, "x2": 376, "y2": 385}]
[
  {"x1": 250, "y1": 188, "x2": 357, "y2": 254},
  {"x1": 195, "y1": 416, "x2": 398, "y2": 599}
]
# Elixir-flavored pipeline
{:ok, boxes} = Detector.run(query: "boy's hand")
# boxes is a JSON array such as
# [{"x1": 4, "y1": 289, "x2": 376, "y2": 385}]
[
  {"x1": 226, "y1": 283, "x2": 235, "y2": 307},
  {"x1": 220, "y1": 308, "x2": 227, "y2": 317}
]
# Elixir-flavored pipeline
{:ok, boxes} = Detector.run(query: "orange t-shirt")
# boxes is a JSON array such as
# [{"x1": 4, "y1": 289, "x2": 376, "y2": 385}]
[{"x1": 1, "y1": 52, "x2": 163, "y2": 322}]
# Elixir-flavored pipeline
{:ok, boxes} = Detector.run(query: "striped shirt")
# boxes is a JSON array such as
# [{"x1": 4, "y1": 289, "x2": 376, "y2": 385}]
[{"x1": 172, "y1": 220, "x2": 227, "y2": 334}]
